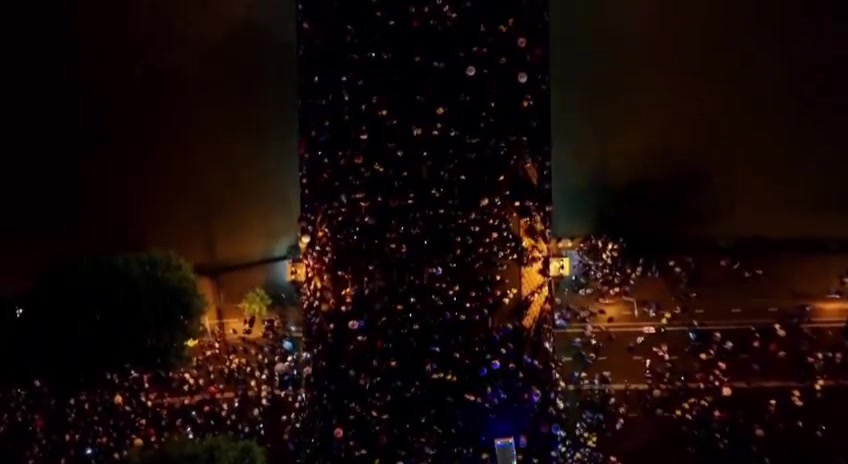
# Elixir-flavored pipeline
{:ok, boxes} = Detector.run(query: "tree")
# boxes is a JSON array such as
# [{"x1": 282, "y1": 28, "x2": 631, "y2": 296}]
[
  {"x1": 27, "y1": 251, "x2": 206, "y2": 383},
  {"x1": 130, "y1": 436, "x2": 265, "y2": 464},
  {"x1": 238, "y1": 287, "x2": 271, "y2": 320}
]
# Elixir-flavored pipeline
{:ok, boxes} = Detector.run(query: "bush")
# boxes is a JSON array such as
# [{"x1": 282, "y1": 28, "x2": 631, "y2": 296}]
[
  {"x1": 238, "y1": 288, "x2": 272, "y2": 320},
  {"x1": 25, "y1": 251, "x2": 206, "y2": 384},
  {"x1": 129, "y1": 436, "x2": 265, "y2": 464}
]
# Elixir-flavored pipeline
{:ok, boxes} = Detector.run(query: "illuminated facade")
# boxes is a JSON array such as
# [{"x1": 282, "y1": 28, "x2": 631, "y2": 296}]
[{"x1": 297, "y1": 1, "x2": 554, "y2": 461}]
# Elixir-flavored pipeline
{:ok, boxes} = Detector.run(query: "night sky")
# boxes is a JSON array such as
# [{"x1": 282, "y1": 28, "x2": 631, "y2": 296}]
[{"x1": 2, "y1": 0, "x2": 847, "y2": 291}]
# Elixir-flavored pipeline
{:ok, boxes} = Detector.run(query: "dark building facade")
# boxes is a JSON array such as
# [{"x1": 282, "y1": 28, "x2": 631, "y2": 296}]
[{"x1": 297, "y1": 1, "x2": 555, "y2": 460}]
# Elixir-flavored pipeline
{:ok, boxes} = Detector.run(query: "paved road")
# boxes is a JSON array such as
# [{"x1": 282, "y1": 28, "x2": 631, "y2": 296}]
[
  {"x1": 269, "y1": 251, "x2": 848, "y2": 383},
  {"x1": 280, "y1": 322, "x2": 847, "y2": 385},
  {"x1": 554, "y1": 251, "x2": 848, "y2": 388},
  {"x1": 571, "y1": 295, "x2": 848, "y2": 326},
  {"x1": 556, "y1": 323, "x2": 848, "y2": 384},
  {"x1": 264, "y1": 250, "x2": 848, "y2": 461},
  {"x1": 562, "y1": 249, "x2": 848, "y2": 325},
  {"x1": 600, "y1": 386, "x2": 848, "y2": 464}
]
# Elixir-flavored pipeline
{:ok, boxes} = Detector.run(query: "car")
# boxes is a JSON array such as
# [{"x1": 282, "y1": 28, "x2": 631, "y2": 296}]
[
  {"x1": 597, "y1": 297, "x2": 615, "y2": 304},
  {"x1": 642, "y1": 326, "x2": 656, "y2": 334}
]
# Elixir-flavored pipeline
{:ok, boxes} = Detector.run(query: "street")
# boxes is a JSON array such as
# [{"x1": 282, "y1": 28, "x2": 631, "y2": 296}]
[
  {"x1": 602, "y1": 386, "x2": 848, "y2": 464},
  {"x1": 214, "y1": 249, "x2": 848, "y2": 462},
  {"x1": 558, "y1": 249, "x2": 848, "y2": 462},
  {"x1": 573, "y1": 296, "x2": 848, "y2": 325},
  {"x1": 556, "y1": 323, "x2": 847, "y2": 384},
  {"x1": 562, "y1": 249, "x2": 848, "y2": 322}
]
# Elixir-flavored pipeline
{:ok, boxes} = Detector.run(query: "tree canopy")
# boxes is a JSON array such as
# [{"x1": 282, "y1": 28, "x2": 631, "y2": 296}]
[
  {"x1": 129, "y1": 436, "x2": 265, "y2": 464},
  {"x1": 25, "y1": 251, "x2": 206, "y2": 383},
  {"x1": 238, "y1": 287, "x2": 271, "y2": 319}
]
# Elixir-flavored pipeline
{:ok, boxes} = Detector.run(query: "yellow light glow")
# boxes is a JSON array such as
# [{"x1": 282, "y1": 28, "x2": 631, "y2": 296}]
[
  {"x1": 288, "y1": 261, "x2": 307, "y2": 283},
  {"x1": 519, "y1": 216, "x2": 551, "y2": 329},
  {"x1": 550, "y1": 257, "x2": 570, "y2": 277}
]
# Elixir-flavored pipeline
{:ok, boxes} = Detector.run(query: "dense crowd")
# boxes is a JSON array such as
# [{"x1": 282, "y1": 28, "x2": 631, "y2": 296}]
[
  {"x1": 1, "y1": 237, "x2": 847, "y2": 463},
  {"x1": 561, "y1": 237, "x2": 848, "y2": 463},
  {"x1": 0, "y1": 321, "x2": 306, "y2": 463}
]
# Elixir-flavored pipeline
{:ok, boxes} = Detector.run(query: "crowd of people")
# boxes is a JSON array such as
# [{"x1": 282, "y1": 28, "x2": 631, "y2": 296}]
[
  {"x1": 0, "y1": 321, "x2": 306, "y2": 463},
  {"x1": 563, "y1": 237, "x2": 848, "y2": 463},
  {"x1": 1, "y1": 237, "x2": 847, "y2": 463}
]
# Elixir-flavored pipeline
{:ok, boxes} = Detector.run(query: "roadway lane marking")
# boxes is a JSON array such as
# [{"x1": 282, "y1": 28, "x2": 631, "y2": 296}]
[
  {"x1": 558, "y1": 319, "x2": 847, "y2": 333},
  {"x1": 281, "y1": 320, "x2": 844, "y2": 338},
  {"x1": 622, "y1": 296, "x2": 639, "y2": 316},
  {"x1": 565, "y1": 316, "x2": 845, "y2": 328},
  {"x1": 563, "y1": 357, "x2": 573, "y2": 361},
  {"x1": 598, "y1": 356, "x2": 607, "y2": 361},
  {"x1": 244, "y1": 320, "x2": 845, "y2": 338},
  {"x1": 731, "y1": 308, "x2": 742, "y2": 313},
  {"x1": 768, "y1": 307, "x2": 779, "y2": 312},
  {"x1": 566, "y1": 380, "x2": 848, "y2": 391},
  {"x1": 694, "y1": 309, "x2": 705, "y2": 314},
  {"x1": 632, "y1": 355, "x2": 643, "y2": 360}
]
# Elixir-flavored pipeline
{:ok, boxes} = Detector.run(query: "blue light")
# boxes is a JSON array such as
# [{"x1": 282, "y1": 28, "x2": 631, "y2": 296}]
[{"x1": 494, "y1": 437, "x2": 517, "y2": 464}]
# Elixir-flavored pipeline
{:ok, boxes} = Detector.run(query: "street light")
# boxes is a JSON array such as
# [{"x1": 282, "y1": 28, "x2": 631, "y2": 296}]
[
  {"x1": 287, "y1": 260, "x2": 307, "y2": 284},
  {"x1": 550, "y1": 256, "x2": 570, "y2": 278}
]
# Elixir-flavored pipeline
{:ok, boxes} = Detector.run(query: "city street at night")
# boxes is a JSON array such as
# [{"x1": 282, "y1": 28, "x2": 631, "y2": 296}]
[
  {"x1": 3, "y1": 0, "x2": 848, "y2": 462},
  {"x1": 604, "y1": 386, "x2": 848, "y2": 464},
  {"x1": 557, "y1": 323, "x2": 847, "y2": 384}
]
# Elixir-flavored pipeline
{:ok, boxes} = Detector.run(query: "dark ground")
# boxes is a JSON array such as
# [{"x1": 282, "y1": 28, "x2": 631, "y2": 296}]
[{"x1": 602, "y1": 387, "x2": 848, "y2": 464}]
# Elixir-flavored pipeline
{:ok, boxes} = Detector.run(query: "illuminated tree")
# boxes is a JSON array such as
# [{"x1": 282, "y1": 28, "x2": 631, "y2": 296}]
[
  {"x1": 239, "y1": 287, "x2": 272, "y2": 320},
  {"x1": 129, "y1": 436, "x2": 265, "y2": 464}
]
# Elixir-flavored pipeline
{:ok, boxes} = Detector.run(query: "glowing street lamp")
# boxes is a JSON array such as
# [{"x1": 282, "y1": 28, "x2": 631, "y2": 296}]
[
  {"x1": 550, "y1": 256, "x2": 570, "y2": 278},
  {"x1": 287, "y1": 260, "x2": 307, "y2": 284}
]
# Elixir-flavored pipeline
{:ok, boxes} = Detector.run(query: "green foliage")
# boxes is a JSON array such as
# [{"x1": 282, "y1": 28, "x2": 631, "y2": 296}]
[
  {"x1": 130, "y1": 436, "x2": 265, "y2": 464},
  {"x1": 238, "y1": 287, "x2": 271, "y2": 319},
  {"x1": 27, "y1": 251, "x2": 206, "y2": 382}
]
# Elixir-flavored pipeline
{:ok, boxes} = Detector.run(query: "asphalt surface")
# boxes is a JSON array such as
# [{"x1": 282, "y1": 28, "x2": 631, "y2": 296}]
[
  {"x1": 252, "y1": 250, "x2": 848, "y2": 462},
  {"x1": 563, "y1": 249, "x2": 848, "y2": 324},
  {"x1": 556, "y1": 324, "x2": 848, "y2": 384},
  {"x1": 282, "y1": 322, "x2": 848, "y2": 385},
  {"x1": 558, "y1": 251, "x2": 848, "y2": 462},
  {"x1": 600, "y1": 386, "x2": 848, "y2": 464},
  {"x1": 573, "y1": 295, "x2": 848, "y2": 326}
]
